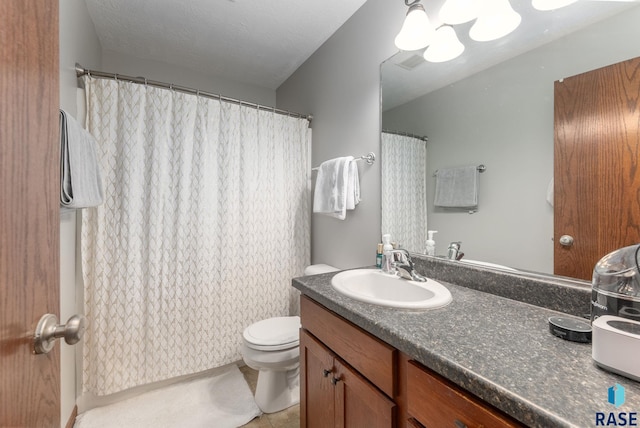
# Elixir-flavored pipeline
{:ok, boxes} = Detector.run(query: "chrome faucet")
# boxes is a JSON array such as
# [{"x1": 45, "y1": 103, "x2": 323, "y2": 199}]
[
  {"x1": 386, "y1": 249, "x2": 427, "y2": 282},
  {"x1": 447, "y1": 242, "x2": 464, "y2": 261}
]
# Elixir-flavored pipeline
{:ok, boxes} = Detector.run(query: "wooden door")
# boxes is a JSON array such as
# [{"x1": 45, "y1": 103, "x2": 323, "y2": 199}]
[
  {"x1": 300, "y1": 329, "x2": 336, "y2": 428},
  {"x1": 0, "y1": 1, "x2": 61, "y2": 427},
  {"x1": 554, "y1": 56, "x2": 640, "y2": 280}
]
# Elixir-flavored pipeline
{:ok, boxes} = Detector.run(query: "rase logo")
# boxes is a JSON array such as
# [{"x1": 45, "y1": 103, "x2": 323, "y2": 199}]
[
  {"x1": 596, "y1": 384, "x2": 638, "y2": 426},
  {"x1": 610, "y1": 384, "x2": 626, "y2": 408}
]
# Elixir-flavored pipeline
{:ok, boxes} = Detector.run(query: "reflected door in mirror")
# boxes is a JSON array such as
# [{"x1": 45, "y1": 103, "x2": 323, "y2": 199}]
[{"x1": 554, "y1": 56, "x2": 640, "y2": 280}]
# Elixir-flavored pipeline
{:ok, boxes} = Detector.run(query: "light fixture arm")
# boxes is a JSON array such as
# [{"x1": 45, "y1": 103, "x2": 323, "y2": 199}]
[{"x1": 405, "y1": 0, "x2": 421, "y2": 6}]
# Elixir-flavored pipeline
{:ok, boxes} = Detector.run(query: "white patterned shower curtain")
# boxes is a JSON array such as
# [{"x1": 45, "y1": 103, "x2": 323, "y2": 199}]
[
  {"x1": 81, "y1": 76, "x2": 310, "y2": 396},
  {"x1": 381, "y1": 132, "x2": 427, "y2": 253}
]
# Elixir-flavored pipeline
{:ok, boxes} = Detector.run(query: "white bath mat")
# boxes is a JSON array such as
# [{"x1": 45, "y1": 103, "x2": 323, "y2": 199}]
[{"x1": 74, "y1": 365, "x2": 261, "y2": 428}]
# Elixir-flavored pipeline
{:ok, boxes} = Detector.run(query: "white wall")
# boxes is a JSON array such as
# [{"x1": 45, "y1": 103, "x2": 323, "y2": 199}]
[
  {"x1": 101, "y1": 50, "x2": 276, "y2": 106},
  {"x1": 382, "y1": 8, "x2": 640, "y2": 273},
  {"x1": 277, "y1": 0, "x2": 404, "y2": 269},
  {"x1": 59, "y1": 1, "x2": 102, "y2": 425}
]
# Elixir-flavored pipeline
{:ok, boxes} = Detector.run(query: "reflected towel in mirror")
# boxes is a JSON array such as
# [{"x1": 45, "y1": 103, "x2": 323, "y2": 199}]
[{"x1": 434, "y1": 165, "x2": 478, "y2": 209}]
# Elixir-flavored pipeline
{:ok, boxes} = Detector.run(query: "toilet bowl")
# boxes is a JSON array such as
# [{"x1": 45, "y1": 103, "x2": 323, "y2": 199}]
[
  {"x1": 242, "y1": 264, "x2": 338, "y2": 413},
  {"x1": 241, "y1": 316, "x2": 302, "y2": 413}
]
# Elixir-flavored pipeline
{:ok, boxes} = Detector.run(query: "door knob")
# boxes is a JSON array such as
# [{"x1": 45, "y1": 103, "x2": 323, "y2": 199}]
[
  {"x1": 559, "y1": 235, "x2": 574, "y2": 247},
  {"x1": 33, "y1": 314, "x2": 87, "y2": 354}
]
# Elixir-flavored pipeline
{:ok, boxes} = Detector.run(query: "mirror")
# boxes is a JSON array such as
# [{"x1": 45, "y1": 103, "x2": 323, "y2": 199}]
[{"x1": 381, "y1": 1, "x2": 640, "y2": 278}]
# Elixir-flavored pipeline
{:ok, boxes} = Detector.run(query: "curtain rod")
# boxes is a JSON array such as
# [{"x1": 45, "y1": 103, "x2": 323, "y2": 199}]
[
  {"x1": 382, "y1": 129, "x2": 428, "y2": 142},
  {"x1": 75, "y1": 63, "x2": 313, "y2": 125}
]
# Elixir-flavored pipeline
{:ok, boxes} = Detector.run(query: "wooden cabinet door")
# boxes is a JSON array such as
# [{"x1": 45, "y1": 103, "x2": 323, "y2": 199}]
[
  {"x1": 334, "y1": 358, "x2": 395, "y2": 428},
  {"x1": 301, "y1": 328, "x2": 395, "y2": 428},
  {"x1": 300, "y1": 329, "x2": 336, "y2": 428},
  {"x1": 0, "y1": 1, "x2": 61, "y2": 427},
  {"x1": 554, "y1": 56, "x2": 640, "y2": 280}
]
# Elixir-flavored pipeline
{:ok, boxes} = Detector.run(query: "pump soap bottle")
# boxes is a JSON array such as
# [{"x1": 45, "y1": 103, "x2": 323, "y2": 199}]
[
  {"x1": 425, "y1": 230, "x2": 438, "y2": 256},
  {"x1": 382, "y1": 234, "x2": 394, "y2": 273}
]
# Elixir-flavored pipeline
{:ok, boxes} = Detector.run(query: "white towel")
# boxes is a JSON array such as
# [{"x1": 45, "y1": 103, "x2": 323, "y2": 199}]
[
  {"x1": 434, "y1": 165, "x2": 478, "y2": 208},
  {"x1": 313, "y1": 156, "x2": 360, "y2": 220},
  {"x1": 60, "y1": 109, "x2": 104, "y2": 209},
  {"x1": 346, "y1": 159, "x2": 361, "y2": 210}
]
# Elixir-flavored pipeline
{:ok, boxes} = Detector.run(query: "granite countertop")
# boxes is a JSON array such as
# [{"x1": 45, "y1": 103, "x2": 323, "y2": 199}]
[{"x1": 292, "y1": 267, "x2": 640, "y2": 428}]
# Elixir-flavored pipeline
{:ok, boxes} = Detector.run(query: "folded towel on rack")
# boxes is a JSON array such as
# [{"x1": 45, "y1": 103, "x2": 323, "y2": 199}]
[
  {"x1": 313, "y1": 156, "x2": 360, "y2": 220},
  {"x1": 434, "y1": 165, "x2": 478, "y2": 209},
  {"x1": 60, "y1": 109, "x2": 104, "y2": 209}
]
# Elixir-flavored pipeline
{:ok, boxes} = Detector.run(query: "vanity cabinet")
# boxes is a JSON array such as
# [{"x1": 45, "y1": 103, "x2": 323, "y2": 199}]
[
  {"x1": 300, "y1": 296, "x2": 396, "y2": 428},
  {"x1": 300, "y1": 295, "x2": 524, "y2": 428},
  {"x1": 300, "y1": 329, "x2": 395, "y2": 427}
]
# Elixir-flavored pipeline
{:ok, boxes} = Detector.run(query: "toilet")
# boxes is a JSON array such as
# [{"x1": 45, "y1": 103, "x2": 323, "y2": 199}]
[{"x1": 241, "y1": 264, "x2": 338, "y2": 413}]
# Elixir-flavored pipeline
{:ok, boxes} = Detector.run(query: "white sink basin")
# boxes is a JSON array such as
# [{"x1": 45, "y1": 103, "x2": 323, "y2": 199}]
[{"x1": 331, "y1": 269, "x2": 452, "y2": 310}]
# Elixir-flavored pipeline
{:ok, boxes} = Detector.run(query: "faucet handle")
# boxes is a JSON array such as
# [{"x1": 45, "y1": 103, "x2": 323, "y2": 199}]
[{"x1": 390, "y1": 249, "x2": 412, "y2": 266}]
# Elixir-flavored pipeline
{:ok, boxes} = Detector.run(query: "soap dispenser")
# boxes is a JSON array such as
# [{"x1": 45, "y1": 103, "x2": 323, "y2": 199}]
[
  {"x1": 382, "y1": 234, "x2": 394, "y2": 273},
  {"x1": 425, "y1": 230, "x2": 438, "y2": 256}
]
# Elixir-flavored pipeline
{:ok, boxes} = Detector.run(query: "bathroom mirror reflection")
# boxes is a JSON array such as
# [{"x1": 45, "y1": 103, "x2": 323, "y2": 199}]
[{"x1": 380, "y1": 1, "x2": 640, "y2": 280}]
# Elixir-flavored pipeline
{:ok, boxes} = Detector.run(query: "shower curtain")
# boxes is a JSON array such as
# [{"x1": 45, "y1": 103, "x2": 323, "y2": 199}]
[
  {"x1": 381, "y1": 132, "x2": 427, "y2": 253},
  {"x1": 81, "y1": 76, "x2": 310, "y2": 396}
]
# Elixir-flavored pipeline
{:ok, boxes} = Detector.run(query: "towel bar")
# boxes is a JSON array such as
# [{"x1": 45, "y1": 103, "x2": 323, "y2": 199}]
[
  {"x1": 433, "y1": 164, "x2": 485, "y2": 177},
  {"x1": 312, "y1": 152, "x2": 376, "y2": 171}
]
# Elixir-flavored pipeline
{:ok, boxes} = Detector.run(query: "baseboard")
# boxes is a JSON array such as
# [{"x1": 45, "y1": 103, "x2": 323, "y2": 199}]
[{"x1": 65, "y1": 405, "x2": 77, "y2": 428}]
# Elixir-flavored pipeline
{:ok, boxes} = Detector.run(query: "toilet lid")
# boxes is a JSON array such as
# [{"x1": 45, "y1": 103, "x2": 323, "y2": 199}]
[{"x1": 243, "y1": 316, "x2": 300, "y2": 351}]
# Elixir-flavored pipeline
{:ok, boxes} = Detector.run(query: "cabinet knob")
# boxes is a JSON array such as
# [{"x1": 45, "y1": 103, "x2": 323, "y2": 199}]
[
  {"x1": 331, "y1": 377, "x2": 341, "y2": 385},
  {"x1": 322, "y1": 369, "x2": 332, "y2": 377}
]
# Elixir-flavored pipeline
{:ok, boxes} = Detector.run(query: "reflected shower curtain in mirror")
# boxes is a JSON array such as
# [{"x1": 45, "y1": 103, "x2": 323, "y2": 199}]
[
  {"x1": 81, "y1": 76, "x2": 310, "y2": 396},
  {"x1": 381, "y1": 132, "x2": 427, "y2": 253}
]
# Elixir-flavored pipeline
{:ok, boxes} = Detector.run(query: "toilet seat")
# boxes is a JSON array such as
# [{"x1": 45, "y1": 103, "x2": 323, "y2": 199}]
[{"x1": 243, "y1": 316, "x2": 300, "y2": 351}]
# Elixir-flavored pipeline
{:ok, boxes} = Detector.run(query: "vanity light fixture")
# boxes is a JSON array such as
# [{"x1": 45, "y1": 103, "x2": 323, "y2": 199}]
[
  {"x1": 394, "y1": 0, "x2": 435, "y2": 51},
  {"x1": 439, "y1": 0, "x2": 479, "y2": 24},
  {"x1": 394, "y1": 0, "x2": 522, "y2": 61},
  {"x1": 532, "y1": 0, "x2": 578, "y2": 11},
  {"x1": 469, "y1": 0, "x2": 522, "y2": 41},
  {"x1": 424, "y1": 26, "x2": 465, "y2": 62}
]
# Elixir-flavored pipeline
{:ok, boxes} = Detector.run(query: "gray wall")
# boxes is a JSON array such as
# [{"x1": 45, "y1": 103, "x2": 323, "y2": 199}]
[
  {"x1": 277, "y1": 0, "x2": 404, "y2": 269},
  {"x1": 278, "y1": 0, "x2": 640, "y2": 272},
  {"x1": 382, "y1": 8, "x2": 640, "y2": 273}
]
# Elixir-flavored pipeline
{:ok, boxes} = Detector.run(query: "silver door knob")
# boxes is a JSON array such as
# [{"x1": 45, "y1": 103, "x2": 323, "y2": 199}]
[
  {"x1": 559, "y1": 235, "x2": 574, "y2": 247},
  {"x1": 33, "y1": 314, "x2": 87, "y2": 354}
]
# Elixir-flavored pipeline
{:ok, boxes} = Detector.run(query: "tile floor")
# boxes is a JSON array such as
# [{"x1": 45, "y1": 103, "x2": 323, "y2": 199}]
[{"x1": 239, "y1": 365, "x2": 300, "y2": 428}]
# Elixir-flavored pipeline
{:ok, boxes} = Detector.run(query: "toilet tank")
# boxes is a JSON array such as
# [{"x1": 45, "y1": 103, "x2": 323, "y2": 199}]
[{"x1": 304, "y1": 264, "x2": 339, "y2": 275}]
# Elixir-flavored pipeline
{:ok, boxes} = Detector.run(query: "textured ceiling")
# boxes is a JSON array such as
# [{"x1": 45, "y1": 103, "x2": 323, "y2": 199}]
[{"x1": 85, "y1": 0, "x2": 368, "y2": 90}]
